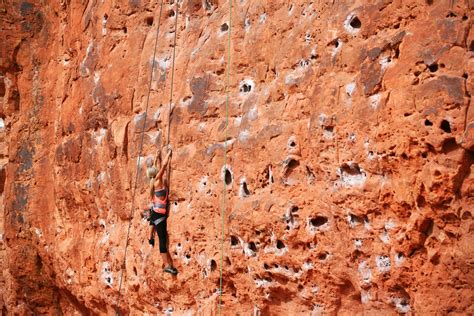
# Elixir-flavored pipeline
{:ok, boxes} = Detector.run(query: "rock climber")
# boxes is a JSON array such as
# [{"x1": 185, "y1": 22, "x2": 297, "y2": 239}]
[{"x1": 145, "y1": 146, "x2": 178, "y2": 276}]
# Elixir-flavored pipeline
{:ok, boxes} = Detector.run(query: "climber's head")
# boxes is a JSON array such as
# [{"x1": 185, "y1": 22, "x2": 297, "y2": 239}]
[{"x1": 146, "y1": 166, "x2": 158, "y2": 179}]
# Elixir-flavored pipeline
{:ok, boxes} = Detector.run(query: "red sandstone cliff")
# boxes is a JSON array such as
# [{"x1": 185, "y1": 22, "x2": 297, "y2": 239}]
[{"x1": 1, "y1": 0, "x2": 473, "y2": 314}]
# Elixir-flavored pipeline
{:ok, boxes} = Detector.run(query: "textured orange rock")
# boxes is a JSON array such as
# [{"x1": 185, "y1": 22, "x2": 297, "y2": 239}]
[{"x1": 1, "y1": 0, "x2": 473, "y2": 314}]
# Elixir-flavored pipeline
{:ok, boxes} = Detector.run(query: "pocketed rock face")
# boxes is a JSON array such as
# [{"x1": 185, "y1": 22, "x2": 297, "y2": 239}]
[{"x1": 1, "y1": 0, "x2": 473, "y2": 314}]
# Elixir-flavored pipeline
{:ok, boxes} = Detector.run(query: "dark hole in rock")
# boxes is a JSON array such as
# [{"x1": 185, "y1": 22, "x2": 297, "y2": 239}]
[
  {"x1": 286, "y1": 225, "x2": 290, "y2": 230},
  {"x1": 255, "y1": 230, "x2": 261, "y2": 235},
  {"x1": 35, "y1": 254, "x2": 43, "y2": 272},
  {"x1": 210, "y1": 259, "x2": 217, "y2": 271},
  {"x1": 225, "y1": 169, "x2": 232, "y2": 185},
  {"x1": 462, "y1": 15, "x2": 468, "y2": 21},
  {"x1": 226, "y1": 257, "x2": 231, "y2": 266},
  {"x1": 340, "y1": 163, "x2": 362, "y2": 176},
  {"x1": 350, "y1": 16, "x2": 361, "y2": 29},
  {"x1": 287, "y1": 159, "x2": 299, "y2": 170},
  {"x1": 394, "y1": 23, "x2": 400, "y2": 29},
  {"x1": 469, "y1": 41, "x2": 474, "y2": 52},
  {"x1": 145, "y1": 16, "x2": 154, "y2": 26},
  {"x1": 230, "y1": 235, "x2": 239, "y2": 246},
  {"x1": 441, "y1": 138, "x2": 457, "y2": 153},
  {"x1": 424, "y1": 119, "x2": 433, "y2": 126},
  {"x1": 242, "y1": 181, "x2": 250, "y2": 195},
  {"x1": 396, "y1": 252, "x2": 404, "y2": 261},
  {"x1": 284, "y1": 265, "x2": 289, "y2": 270},
  {"x1": 349, "y1": 214, "x2": 362, "y2": 225},
  {"x1": 446, "y1": 12, "x2": 456, "y2": 18},
  {"x1": 318, "y1": 252, "x2": 328, "y2": 260},
  {"x1": 104, "y1": 13, "x2": 108, "y2": 19},
  {"x1": 240, "y1": 83, "x2": 252, "y2": 93},
  {"x1": 264, "y1": 263, "x2": 270, "y2": 270},
  {"x1": 440, "y1": 120, "x2": 451, "y2": 133},
  {"x1": 421, "y1": 152, "x2": 428, "y2": 158},
  {"x1": 363, "y1": 215, "x2": 370, "y2": 225},
  {"x1": 291, "y1": 206, "x2": 299, "y2": 213},
  {"x1": 440, "y1": 63, "x2": 445, "y2": 68},
  {"x1": 220, "y1": 23, "x2": 229, "y2": 32},
  {"x1": 417, "y1": 194, "x2": 426, "y2": 207},
  {"x1": 168, "y1": 10, "x2": 175, "y2": 17},
  {"x1": 0, "y1": 79, "x2": 5, "y2": 97},
  {"x1": 276, "y1": 240, "x2": 285, "y2": 249},
  {"x1": 404, "y1": 113, "x2": 412, "y2": 117},
  {"x1": 394, "y1": 46, "x2": 400, "y2": 59},
  {"x1": 122, "y1": 27, "x2": 127, "y2": 33},
  {"x1": 185, "y1": 254, "x2": 191, "y2": 259},
  {"x1": 401, "y1": 153, "x2": 408, "y2": 160},
  {"x1": 335, "y1": 40, "x2": 340, "y2": 48},
  {"x1": 324, "y1": 126, "x2": 334, "y2": 133},
  {"x1": 431, "y1": 254, "x2": 440, "y2": 265},
  {"x1": 463, "y1": 73, "x2": 468, "y2": 79},
  {"x1": 420, "y1": 218, "x2": 434, "y2": 236},
  {"x1": 461, "y1": 211, "x2": 471, "y2": 220},
  {"x1": 310, "y1": 216, "x2": 328, "y2": 227},
  {"x1": 426, "y1": 0, "x2": 433, "y2": 5},
  {"x1": 216, "y1": 68, "x2": 225, "y2": 76},
  {"x1": 133, "y1": 266, "x2": 137, "y2": 276},
  {"x1": 299, "y1": 59, "x2": 310, "y2": 68},
  {"x1": 290, "y1": 141, "x2": 296, "y2": 147},
  {"x1": 248, "y1": 242, "x2": 257, "y2": 252},
  {"x1": 428, "y1": 63, "x2": 438, "y2": 72},
  {"x1": 442, "y1": 213, "x2": 458, "y2": 222},
  {"x1": 106, "y1": 277, "x2": 111, "y2": 283},
  {"x1": 298, "y1": 284, "x2": 304, "y2": 291}
]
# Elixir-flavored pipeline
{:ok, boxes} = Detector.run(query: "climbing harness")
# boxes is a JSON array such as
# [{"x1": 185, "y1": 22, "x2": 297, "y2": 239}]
[{"x1": 218, "y1": 1, "x2": 233, "y2": 314}]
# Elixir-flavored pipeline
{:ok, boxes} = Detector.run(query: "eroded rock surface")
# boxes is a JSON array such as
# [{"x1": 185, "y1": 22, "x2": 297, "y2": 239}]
[{"x1": 1, "y1": 0, "x2": 473, "y2": 314}]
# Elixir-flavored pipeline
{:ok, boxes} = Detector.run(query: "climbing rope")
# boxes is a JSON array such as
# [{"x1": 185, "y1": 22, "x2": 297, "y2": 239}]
[
  {"x1": 218, "y1": 0, "x2": 232, "y2": 314},
  {"x1": 115, "y1": 0, "x2": 165, "y2": 312},
  {"x1": 165, "y1": 0, "x2": 179, "y2": 190},
  {"x1": 166, "y1": 1, "x2": 179, "y2": 147}
]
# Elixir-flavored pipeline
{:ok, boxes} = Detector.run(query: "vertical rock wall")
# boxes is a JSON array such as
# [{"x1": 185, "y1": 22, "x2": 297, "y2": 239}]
[{"x1": 1, "y1": 0, "x2": 473, "y2": 314}]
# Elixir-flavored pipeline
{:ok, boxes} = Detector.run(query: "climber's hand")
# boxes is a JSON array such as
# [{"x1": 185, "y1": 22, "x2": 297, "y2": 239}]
[{"x1": 149, "y1": 238, "x2": 155, "y2": 247}]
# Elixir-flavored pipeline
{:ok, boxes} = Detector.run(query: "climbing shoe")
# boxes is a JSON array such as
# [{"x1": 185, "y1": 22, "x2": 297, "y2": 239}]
[{"x1": 164, "y1": 266, "x2": 178, "y2": 275}]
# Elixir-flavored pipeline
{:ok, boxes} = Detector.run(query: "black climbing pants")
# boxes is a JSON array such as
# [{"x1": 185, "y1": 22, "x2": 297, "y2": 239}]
[{"x1": 150, "y1": 212, "x2": 168, "y2": 253}]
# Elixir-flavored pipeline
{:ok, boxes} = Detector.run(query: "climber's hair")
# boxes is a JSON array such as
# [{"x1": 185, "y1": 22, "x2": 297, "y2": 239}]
[{"x1": 146, "y1": 166, "x2": 158, "y2": 179}]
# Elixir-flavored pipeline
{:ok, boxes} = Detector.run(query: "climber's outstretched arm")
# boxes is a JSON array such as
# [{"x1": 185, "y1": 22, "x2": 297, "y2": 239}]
[
  {"x1": 156, "y1": 149, "x2": 171, "y2": 182},
  {"x1": 149, "y1": 178, "x2": 155, "y2": 198}
]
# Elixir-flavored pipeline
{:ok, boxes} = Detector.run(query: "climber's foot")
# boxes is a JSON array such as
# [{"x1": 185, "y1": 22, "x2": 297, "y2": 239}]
[{"x1": 164, "y1": 266, "x2": 178, "y2": 275}]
